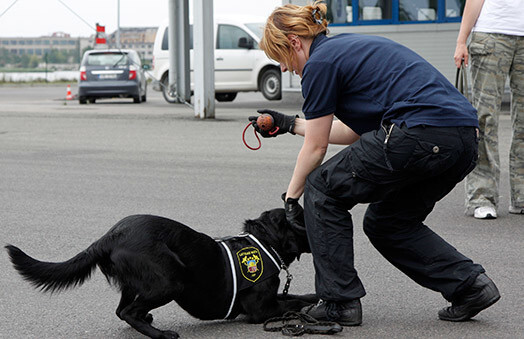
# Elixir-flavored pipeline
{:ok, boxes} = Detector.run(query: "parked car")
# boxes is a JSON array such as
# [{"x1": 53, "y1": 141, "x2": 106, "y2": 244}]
[
  {"x1": 152, "y1": 16, "x2": 281, "y2": 103},
  {"x1": 78, "y1": 49, "x2": 147, "y2": 104}
]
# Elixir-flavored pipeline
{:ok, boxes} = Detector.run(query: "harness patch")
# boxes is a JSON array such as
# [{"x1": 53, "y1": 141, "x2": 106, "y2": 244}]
[
  {"x1": 216, "y1": 233, "x2": 282, "y2": 319},
  {"x1": 237, "y1": 246, "x2": 263, "y2": 282}
]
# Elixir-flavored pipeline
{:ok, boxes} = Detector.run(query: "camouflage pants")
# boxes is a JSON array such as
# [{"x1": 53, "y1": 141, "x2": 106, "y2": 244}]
[{"x1": 465, "y1": 32, "x2": 524, "y2": 213}]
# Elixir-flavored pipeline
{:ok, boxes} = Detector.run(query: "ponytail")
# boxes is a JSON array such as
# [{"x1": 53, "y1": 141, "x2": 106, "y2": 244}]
[{"x1": 260, "y1": 1, "x2": 329, "y2": 72}]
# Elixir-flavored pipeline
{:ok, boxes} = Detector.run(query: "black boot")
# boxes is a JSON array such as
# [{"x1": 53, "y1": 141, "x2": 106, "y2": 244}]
[
  {"x1": 301, "y1": 299, "x2": 362, "y2": 326},
  {"x1": 439, "y1": 273, "x2": 500, "y2": 321}
]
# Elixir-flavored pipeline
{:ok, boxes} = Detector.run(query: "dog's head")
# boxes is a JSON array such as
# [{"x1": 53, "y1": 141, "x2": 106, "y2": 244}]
[{"x1": 243, "y1": 208, "x2": 310, "y2": 267}]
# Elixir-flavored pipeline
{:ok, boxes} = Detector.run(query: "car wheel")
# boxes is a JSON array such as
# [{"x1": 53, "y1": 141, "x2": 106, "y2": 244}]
[
  {"x1": 88, "y1": 98, "x2": 96, "y2": 104},
  {"x1": 215, "y1": 92, "x2": 237, "y2": 102},
  {"x1": 79, "y1": 97, "x2": 87, "y2": 104},
  {"x1": 133, "y1": 95, "x2": 141, "y2": 103},
  {"x1": 162, "y1": 74, "x2": 178, "y2": 103},
  {"x1": 260, "y1": 68, "x2": 282, "y2": 101},
  {"x1": 141, "y1": 93, "x2": 147, "y2": 102}
]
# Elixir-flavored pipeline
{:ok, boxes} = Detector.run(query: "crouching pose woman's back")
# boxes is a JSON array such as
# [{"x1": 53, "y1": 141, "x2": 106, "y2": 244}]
[{"x1": 249, "y1": 1, "x2": 500, "y2": 326}]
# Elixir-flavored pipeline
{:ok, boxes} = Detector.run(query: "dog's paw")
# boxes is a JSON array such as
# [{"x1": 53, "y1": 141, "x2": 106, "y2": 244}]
[{"x1": 160, "y1": 330, "x2": 179, "y2": 339}]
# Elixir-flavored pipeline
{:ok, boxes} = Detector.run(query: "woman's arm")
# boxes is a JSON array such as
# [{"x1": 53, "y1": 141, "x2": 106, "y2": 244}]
[
  {"x1": 293, "y1": 117, "x2": 360, "y2": 145},
  {"x1": 286, "y1": 114, "x2": 333, "y2": 199},
  {"x1": 454, "y1": 0, "x2": 485, "y2": 67}
]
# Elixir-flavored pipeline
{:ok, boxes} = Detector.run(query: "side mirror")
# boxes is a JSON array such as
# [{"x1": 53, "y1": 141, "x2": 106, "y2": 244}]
[{"x1": 238, "y1": 37, "x2": 254, "y2": 49}]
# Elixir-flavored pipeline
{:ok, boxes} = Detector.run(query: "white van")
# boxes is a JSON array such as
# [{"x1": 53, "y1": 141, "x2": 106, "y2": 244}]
[{"x1": 152, "y1": 17, "x2": 281, "y2": 103}]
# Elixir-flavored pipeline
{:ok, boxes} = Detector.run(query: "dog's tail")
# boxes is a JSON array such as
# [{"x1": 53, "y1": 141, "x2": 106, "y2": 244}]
[{"x1": 5, "y1": 243, "x2": 102, "y2": 293}]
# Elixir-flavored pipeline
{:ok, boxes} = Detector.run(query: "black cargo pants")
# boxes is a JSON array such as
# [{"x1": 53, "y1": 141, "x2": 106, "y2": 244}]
[{"x1": 304, "y1": 123, "x2": 485, "y2": 302}]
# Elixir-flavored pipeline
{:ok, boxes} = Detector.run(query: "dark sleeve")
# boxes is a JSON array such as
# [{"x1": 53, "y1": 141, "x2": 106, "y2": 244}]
[{"x1": 301, "y1": 61, "x2": 340, "y2": 119}]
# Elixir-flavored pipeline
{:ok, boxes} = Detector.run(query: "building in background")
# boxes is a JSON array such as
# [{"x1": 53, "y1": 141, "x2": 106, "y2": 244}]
[
  {"x1": 107, "y1": 27, "x2": 157, "y2": 64},
  {"x1": 282, "y1": 0, "x2": 465, "y2": 93},
  {"x1": 0, "y1": 27, "x2": 157, "y2": 68},
  {"x1": 0, "y1": 32, "x2": 91, "y2": 60}
]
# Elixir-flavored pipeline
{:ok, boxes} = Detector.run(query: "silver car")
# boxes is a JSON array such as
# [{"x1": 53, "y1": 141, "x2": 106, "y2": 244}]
[{"x1": 78, "y1": 49, "x2": 147, "y2": 104}]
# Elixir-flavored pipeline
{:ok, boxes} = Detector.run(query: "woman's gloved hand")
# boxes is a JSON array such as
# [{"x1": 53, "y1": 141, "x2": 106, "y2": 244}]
[
  {"x1": 248, "y1": 109, "x2": 298, "y2": 138},
  {"x1": 281, "y1": 193, "x2": 306, "y2": 233}
]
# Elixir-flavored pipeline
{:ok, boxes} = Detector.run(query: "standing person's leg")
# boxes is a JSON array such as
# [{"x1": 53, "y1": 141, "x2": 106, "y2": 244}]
[
  {"x1": 302, "y1": 148, "x2": 373, "y2": 326},
  {"x1": 304, "y1": 182, "x2": 366, "y2": 302},
  {"x1": 363, "y1": 125, "x2": 499, "y2": 321},
  {"x1": 301, "y1": 126, "x2": 398, "y2": 325},
  {"x1": 301, "y1": 123, "x2": 470, "y2": 323},
  {"x1": 508, "y1": 35, "x2": 524, "y2": 214},
  {"x1": 364, "y1": 186, "x2": 484, "y2": 302},
  {"x1": 466, "y1": 32, "x2": 512, "y2": 218}
]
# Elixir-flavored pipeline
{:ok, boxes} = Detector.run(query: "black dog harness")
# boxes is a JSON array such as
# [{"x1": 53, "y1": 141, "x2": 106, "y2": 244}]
[{"x1": 216, "y1": 233, "x2": 281, "y2": 319}]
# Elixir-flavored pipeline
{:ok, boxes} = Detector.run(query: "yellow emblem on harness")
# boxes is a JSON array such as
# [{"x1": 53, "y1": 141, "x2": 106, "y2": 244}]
[{"x1": 236, "y1": 246, "x2": 264, "y2": 282}]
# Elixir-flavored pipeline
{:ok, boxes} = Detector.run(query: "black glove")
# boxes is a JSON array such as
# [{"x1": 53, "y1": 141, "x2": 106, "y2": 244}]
[
  {"x1": 281, "y1": 193, "x2": 306, "y2": 233},
  {"x1": 248, "y1": 109, "x2": 298, "y2": 138}
]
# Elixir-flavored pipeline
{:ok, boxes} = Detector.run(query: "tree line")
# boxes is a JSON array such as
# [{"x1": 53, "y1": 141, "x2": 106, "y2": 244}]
[{"x1": 0, "y1": 48, "x2": 91, "y2": 69}]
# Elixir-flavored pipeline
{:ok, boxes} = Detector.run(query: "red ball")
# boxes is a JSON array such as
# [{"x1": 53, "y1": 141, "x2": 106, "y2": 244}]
[{"x1": 257, "y1": 114, "x2": 274, "y2": 131}]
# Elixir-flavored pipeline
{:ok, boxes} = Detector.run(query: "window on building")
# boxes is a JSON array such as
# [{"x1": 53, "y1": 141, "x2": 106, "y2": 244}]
[
  {"x1": 399, "y1": 0, "x2": 438, "y2": 21},
  {"x1": 36, "y1": 49, "x2": 42, "y2": 55},
  {"x1": 43, "y1": 40, "x2": 50, "y2": 45},
  {"x1": 1, "y1": 40, "x2": 8, "y2": 45},
  {"x1": 18, "y1": 40, "x2": 25, "y2": 45},
  {"x1": 445, "y1": 0, "x2": 464, "y2": 18},
  {"x1": 325, "y1": 0, "x2": 464, "y2": 25},
  {"x1": 359, "y1": 0, "x2": 392, "y2": 21},
  {"x1": 11, "y1": 40, "x2": 17, "y2": 45}
]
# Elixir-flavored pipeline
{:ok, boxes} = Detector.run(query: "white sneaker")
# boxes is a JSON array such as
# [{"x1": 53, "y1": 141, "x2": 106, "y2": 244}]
[
  {"x1": 474, "y1": 206, "x2": 497, "y2": 219},
  {"x1": 509, "y1": 206, "x2": 524, "y2": 214}
]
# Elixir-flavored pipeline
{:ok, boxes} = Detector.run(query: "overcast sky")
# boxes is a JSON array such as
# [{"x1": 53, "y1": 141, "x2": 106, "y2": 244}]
[{"x1": 0, "y1": 0, "x2": 282, "y2": 37}]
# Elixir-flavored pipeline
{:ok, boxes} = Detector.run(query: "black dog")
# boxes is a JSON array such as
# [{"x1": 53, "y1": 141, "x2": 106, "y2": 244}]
[{"x1": 5, "y1": 208, "x2": 315, "y2": 338}]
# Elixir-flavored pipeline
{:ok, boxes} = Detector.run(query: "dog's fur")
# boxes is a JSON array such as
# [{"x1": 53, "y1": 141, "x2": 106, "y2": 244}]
[{"x1": 5, "y1": 208, "x2": 315, "y2": 339}]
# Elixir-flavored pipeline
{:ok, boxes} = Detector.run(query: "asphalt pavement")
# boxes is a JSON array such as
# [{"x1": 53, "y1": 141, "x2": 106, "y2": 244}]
[{"x1": 0, "y1": 84, "x2": 522, "y2": 338}]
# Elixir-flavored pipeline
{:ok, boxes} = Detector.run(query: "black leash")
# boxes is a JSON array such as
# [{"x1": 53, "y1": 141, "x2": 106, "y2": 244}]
[
  {"x1": 263, "y1": 311, "x2": 343, "y2": 336},
  {"x1": 270, "y1": 246, "x2": 293, "y2": 296}
]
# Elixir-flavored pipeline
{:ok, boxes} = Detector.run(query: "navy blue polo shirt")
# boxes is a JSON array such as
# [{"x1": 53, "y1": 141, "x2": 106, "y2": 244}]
[{"x1": 301, "y1": 34, "x2": 478, "y2": 135}]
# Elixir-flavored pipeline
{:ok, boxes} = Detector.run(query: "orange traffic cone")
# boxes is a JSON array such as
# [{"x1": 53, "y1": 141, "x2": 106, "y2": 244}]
[{"x1": 66, "y1": 85, "x2": 73, "y2": 100}]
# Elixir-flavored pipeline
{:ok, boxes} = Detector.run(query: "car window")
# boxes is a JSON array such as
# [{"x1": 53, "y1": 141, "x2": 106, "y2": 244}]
[
  {"x1": 245, "y1": 23, "x2": 264, "y2": 40},
  {"x1": 161, "y1": 26, "x2": 194, "y2": 51},
  {"x1": 162, "y1": 28, "x2": 168, "y2": 50},
  {"x1": 129, "y1": 52, "x2": 141, "y2": 66},
  {"x1": 86, "y1": 53, "x2": 128, "y2": 66},
  {"x1": 217, "y1": 24, "x2": 257, "y2": 49}
]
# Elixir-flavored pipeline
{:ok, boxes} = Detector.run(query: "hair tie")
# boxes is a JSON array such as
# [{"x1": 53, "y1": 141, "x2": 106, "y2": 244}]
[{"x1": 311, "y1": 8, "x2": 323, "y2": 25}]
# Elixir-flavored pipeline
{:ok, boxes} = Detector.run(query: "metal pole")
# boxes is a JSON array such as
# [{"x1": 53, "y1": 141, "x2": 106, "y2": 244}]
[
  {"x1": 168, "y1": 0, "x2": 178, "y2": 102},
  {"x1": 193, "y1": 0, "x2": 215, "y2": 118},
  {"x1": 175, "y1": 0, "x2": 190, "y2": 103},
  {"x1": 117, "y1": 0, "x2": 121, "y2": 48}
]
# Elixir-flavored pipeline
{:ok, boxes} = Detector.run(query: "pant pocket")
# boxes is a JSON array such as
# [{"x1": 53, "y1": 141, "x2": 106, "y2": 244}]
[
  {"x1": 404, "y1": 140, "x2": 459, "y2": 177},
  {"x1": 469, "y1": 32, "x2": 495, "y2": 56}
]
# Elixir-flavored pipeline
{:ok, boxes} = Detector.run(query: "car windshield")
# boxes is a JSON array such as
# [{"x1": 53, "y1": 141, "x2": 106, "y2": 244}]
[
  {"x1": 86, "y1": 52, "x2": 128, "y2": 66},
  {"x1": 245, "y1": 23, "x2": 264, "y2": 40}
]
